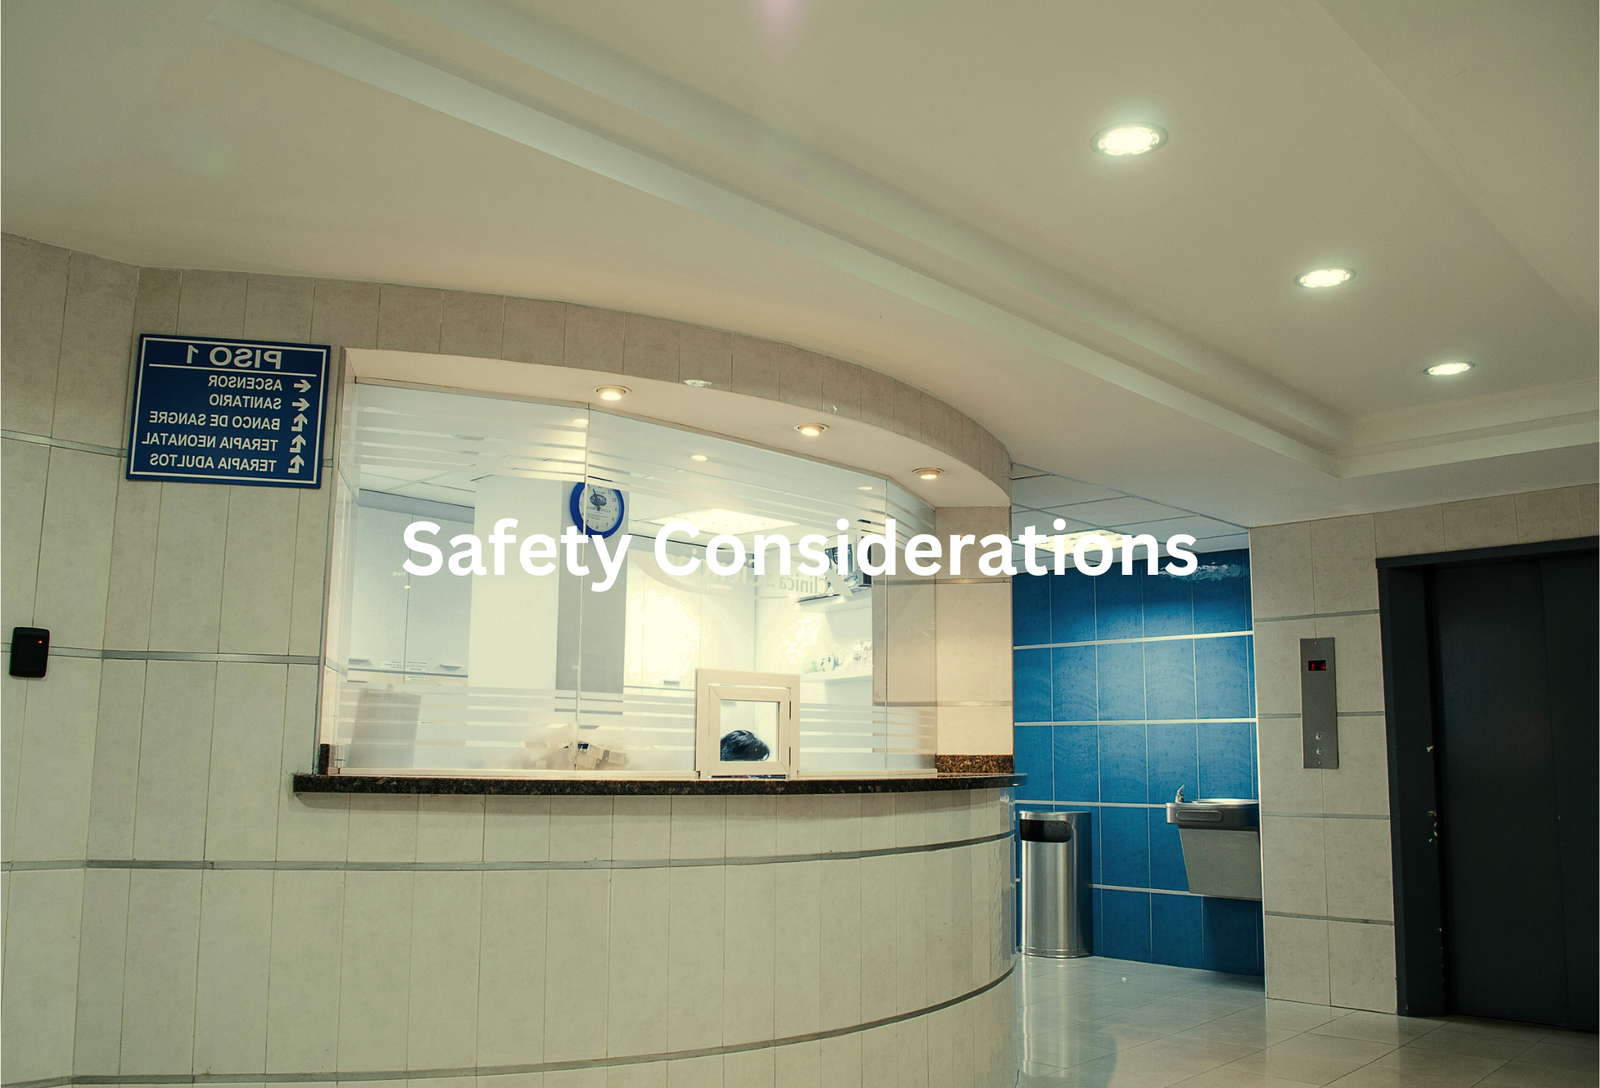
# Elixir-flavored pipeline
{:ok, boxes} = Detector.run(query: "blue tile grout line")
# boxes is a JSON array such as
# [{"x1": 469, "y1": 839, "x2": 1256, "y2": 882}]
[
  {"x1": 1014, "y1": 718, "x2": 1257, "y2": 726},
  {"x1": 1015, "y1": 629, "x2": 1253, "y2": 650}
]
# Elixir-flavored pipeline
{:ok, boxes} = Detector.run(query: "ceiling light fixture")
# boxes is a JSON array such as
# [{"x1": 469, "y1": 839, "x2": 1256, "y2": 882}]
[
  {"x1": 1296, "y1": 267, "x2": 1354, "y2": 289},
  {"x1": 1092, "y1": 123, "x2": 1167, "y2": 157},
  {"x1": 572, "y1": 417, "x2": 588, "y2": 427},
  {"x1": 595, "y1": 385, "x2": 630, "y2": 401},
  {"x1": 915, "y1": 467, "x2": 943, "y2": 481},
  {"x1": 795, "y1": 422, "x2": 828, "y2": 437},
  {"x1": 1426, "y1": 361, "x2": 1474, "y2": 377},
  {"x1": 857, "y1": 485, "x2": 874, "y2": 491},
  {"x1": 682, "y1": 379, "x2": 714, "y2": 388},
  {"x1": 690, "y1": 454, "x2": 709, "y2": 462}
]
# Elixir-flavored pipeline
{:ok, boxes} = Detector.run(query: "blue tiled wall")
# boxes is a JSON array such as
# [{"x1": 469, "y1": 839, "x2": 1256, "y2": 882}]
[{"x1": 1012, "y1": 549, "x2": 1264, "y2": 975}]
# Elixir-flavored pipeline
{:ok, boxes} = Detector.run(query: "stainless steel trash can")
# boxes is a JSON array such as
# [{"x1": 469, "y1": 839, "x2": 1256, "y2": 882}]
[{"x1": 1019, "y1": 810, "x2": 1091, "y2": 957}]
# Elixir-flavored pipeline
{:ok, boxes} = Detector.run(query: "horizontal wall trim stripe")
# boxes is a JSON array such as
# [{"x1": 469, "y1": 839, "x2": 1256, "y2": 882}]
[
  {"x1": 1093, "y1": 883, "x2": 1211, "y2": 898},
  {"x1": 1263, "y1": 812, "x2": 1388, "y2": 821},
  {"x1": 0, "y1": 830, "x2": 1012, "y2": 875},
  {"x1": 0, "y1": 963, "x2": 1015, "y2": 1088},
  {"x1": 1017, "y1": 801, "x2": 1176, "y2": 810},
  {"x1": 1258, "y1": 711, "x2": 1384, "y2": 719},
  {"x1": 1014, "y1": 630, "x2": 1253, "y2": 650},
  {"x1": 1015, "y1": 718, "x2": 1257, "y2": 726},
  {"x1": 1265, "y1": 909, "x2": 1394, "y2": 927},
  {"x1": 889, "y1": 700, "x2": 1012, "y2": 708},
  {"x1": 1254, "y1": 609, "x2": 1379, "y2": 623},
  {"x1": 1, "y1": 427, "x2": 125, "y2": 458},
  {"x1": 0, "y1": 645, "x2": 319, "y2": 665}
]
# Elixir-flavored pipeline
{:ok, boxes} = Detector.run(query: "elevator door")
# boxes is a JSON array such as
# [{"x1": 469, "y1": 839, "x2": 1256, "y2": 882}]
[{"x1": 1431, "y1": 552, "x2": 1598, "y2": 1030}]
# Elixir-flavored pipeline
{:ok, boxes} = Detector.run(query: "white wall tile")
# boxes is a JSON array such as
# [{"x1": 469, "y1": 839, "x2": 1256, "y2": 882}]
[
  {"x1": 1257, "y1": 718, "x2": 1322, "y2": 815},
  {"x1": 606, "y1": 868, "x2": 670, "y2": 1056},
  {"x1": 721, "y1": 864, "x2": 775, "y2": 1046},
  {"x1": 925, "y1": 1006, "x2": 954, "y2": 1088},
  {"x1": 606, "y1": 1062, "x2": 666, "y2": 1088},
  {"x1": 724, "y1": 795, "x2": 775, "y2": 857},
  {"x1": 817, "y1": 795, "x2": 861, "y2": 853},
  {"x1": 1, "y1": 438, "x2": 49, "y2": 636},
  {"x1": 33, "y1": 448, "x2": 119, "y2": 647},
  {"x1": 2, "y1": 234, "x2": 69, "y2": 435},
  {"x1": 417, "y1": 796, "x2": 485, "y2": 862},
  {"x1": 2, "y1": 868, "x2": 84, "y2": 1082},
  {"x1": 73, "y1": 867, "x2": 130, "y2": 1075},
  {"x1": 205, "y1": 663, "x2": 287, "y2": 861},
  {"x1": 377, "y1": 285, "x2": 443, "y2": 353},
  {"x1": 275, "y1": 665, "x2": 348, "y2": 862},
  {"x1": 1324, "y1": 818, "x2": 1394, "y2": 923},
  {"x1": 121, "y1": 869, "x2": 202, "y2": 1074},
  {"x1": 858, "y1": 794, "x2": 895, "y2": 851},
  {"x1": 948, "y1": 844, "x2": 975, "y2": 996},
  {"x1": 177, "y1": 271, "x2": 246, "y2": 337},
  {"x1": 934, "y1": 581, "x2": 1013, "y2": 703},
  {"x1": 1261, "y1": 816, "x2": 1327, "y2": 916},
  {"x1": 288, "y1": 486, "x2": 331, "y2": 657},
  {"x1": 666, "y1": 866, "x2": 724, "y2": 1051},
  {"x1": 502, "y1": 298, "x2": 566, "y2": 367},
  {"x1": 547, "y1": 1071, "x2": 605, "y2": 1088},
  {"x1": 1249, "y1": 523, "x2": 1313, "y2": 617},
  {"x1": 54, "y1": 251, "x2": 138, "y2": 448},
  {"x1": 935, "y1": 706, "x2": 1013, "y2": 756},
  {"x1": 1321, "y1": 718, "x2": 1390, "y2": 817},
  {"x1": 817, "y1": 858, "x2": 862, "y2": 1031},
  {"x1": 859, "y1": 854, "x2": 897, "y2": 1021},
  {"x1": 310, "y1": 280, "x2": 379, "y2": 350},
  {"x1": 1315, "y1": 613, "x2": 1384, "y2": 714},
  {"x1": 148, "y1": 484, "x2": 229, "y2": 651},
  {"x1": 719, "y1": 1050, "x2": 771, "y2": 1088},
  {"x1": 1263, "y1": 914, "x2": 1329, "y2": 1006},
  {"x1": 818, "y1": 1034, "x2": 862, "y2": 1088},
  {"x1": 665, "y1": 1055, "x2": 722, "y2": 1088},
  {"x1": 1441, "y1": 496, "x2": 1519, "y2": 551},
  {"x1": 218, "y1": 486, "x2": 300, "y2": 654},
  {"x1": 670, "y1": 796, "x2": 724, "y2": 859},
  {"x1": 12, "y1": 656, "x2": 101, "y2": 861},
  {"x1": 265, "y1": 871, "x2": 343, "y2": 1074},
  {"x1": 1374, "y1": 504, "x2": 1445, "y2": 558},
  {"x1": 1252, "y1": 620, "x2": 1316, "y2": 717},
  {"x1": 773, "y1": 1039, "x2": 820, "y2": 1088},
  {"x1": 1327, "y1": 922, "x2": 1397, "y2": 1014},
  {"x1": 550, "y1": 796, "x2": 613, "y2": 861},
  {"x1": 133, "y1": 661, "x2": 217, "y2": 860},
  {"x1": 924, "y1": 847, "x2": 955, "y2": 1006},
  {"x1": 484, "y1": 796, "x2": 550, "y2": 861},
  {"x1": 1309, "y1": 515, "x2": 1377, "y2": 614},
  {"x1": 408, "y1": 872, "x2": 482, "y2": 1070},
  {"x1": 1515, "y1": 484, "x2": 1597, "y2": 542},
  {"x1": 564, "y1": 306, "x2": 625, "y2": 374},
  {"x1": 243, "y1": 275, "x2": 314, "y2": 342},
  {"x1": 478, "y1": 870, "x2": 548, "y2": 1066},
  {"x1": 895, "y1": 1017, "x2": 929, "y2": 1087},
  {"x1": 773, "y1": 795, "x2": 820, "y2": 855},
  {"x1": 895, "y1": 852, "x2": 928, "y2": 1013},
  {"x1": 338, "y1": 871, "x2": 414, "y2": 1071},
  {"x1": 544, "y1": 869, "x2": 612, "y2": 1062},
  {"x1": 194, "y1": 870, "x2": 274, "y2": 1073},
  {"x1": 103, "y1": 476, "x2": 163, "y2": 649},
  {"x1": 347, "y1": 795, "x2": 418, "y2": 863},
  {"x1": 895, "y1": 792, "x2": 929, "y2": 847},
  {"x1": 612, "y1": 796, "x2": 670, "y2": 860},
  {"x1": 860, "y1": 1024, "x2": 897, "y2": 1087},
  {"x1": 439, "y1": 291, "x2": 505, "y2": 359},
  {"x1": 773, "y1": 861, "x2": 821, "y2": 1038}
]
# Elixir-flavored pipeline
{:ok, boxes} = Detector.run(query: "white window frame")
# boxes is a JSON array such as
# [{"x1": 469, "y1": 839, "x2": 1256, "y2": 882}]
[{"x1": 695, "y1": 669, "x2": 801, "y2": 778}]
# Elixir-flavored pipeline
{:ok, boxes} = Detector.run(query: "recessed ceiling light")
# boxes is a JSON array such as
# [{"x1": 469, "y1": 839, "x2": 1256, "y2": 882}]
[
  {"x1": 1296, "y1": 267, "x2": 1354, "y2": 289},
  {"x1": 915, "y1": 467, "x2": 943, "y2": 481},
  {"x1": 857, "y1": 485, "x2": 874, "y2": 491},
  {"x1": 595, "y1": 385, "x2": 630, "y2": 401},
  {"x1": 682, "y1": 379, "x2": 714, "y2": 388},
  {"x1": 795, "y1": 422, "x2": 828, "y2": 437},
  {"x1": 1426, "y1": 361, "x2": 1474, "y2": 377},
  {"x1": 690, "y1": 453, "x2": 709, "y2": 462},
  {"x1": 1092, "y1": 123, "x2": 1167, "y2": 157}
]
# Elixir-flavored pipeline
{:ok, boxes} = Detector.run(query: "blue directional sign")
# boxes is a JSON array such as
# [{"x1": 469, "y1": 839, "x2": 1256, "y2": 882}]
[{"x1": 127, "y1": 335, "x2": 330, "y2": 488}]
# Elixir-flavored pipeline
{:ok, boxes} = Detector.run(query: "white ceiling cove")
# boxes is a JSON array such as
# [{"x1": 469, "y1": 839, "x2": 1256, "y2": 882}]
[{"x1": 3, "y1": 0, "x2": 1594, "y2": 527}]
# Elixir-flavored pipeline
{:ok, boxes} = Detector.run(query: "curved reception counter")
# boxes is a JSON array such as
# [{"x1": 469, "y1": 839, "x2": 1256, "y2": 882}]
[{"x1": 279, "y1": 775, "x2": 1020, "y2": 1087}]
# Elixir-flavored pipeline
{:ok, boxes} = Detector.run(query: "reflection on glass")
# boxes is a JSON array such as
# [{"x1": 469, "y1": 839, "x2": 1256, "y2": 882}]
[{"x1": 326, "y1": 382, "x2": 937, "y2": 777}]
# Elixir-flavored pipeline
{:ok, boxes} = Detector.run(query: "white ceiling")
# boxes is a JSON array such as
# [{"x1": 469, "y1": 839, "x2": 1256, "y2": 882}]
[{"x1": 3, "y1": 0, "x2": 1594, "y2": 528}]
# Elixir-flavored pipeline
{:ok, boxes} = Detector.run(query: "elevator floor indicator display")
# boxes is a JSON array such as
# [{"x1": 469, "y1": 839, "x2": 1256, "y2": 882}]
[{"x1": 127, "y1": 334, "x2": 330, "y2": 488}]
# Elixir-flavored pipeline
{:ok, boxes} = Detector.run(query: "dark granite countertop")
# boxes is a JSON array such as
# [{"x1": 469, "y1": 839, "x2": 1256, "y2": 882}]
[{"x1": 292, "y1": 771, "x2": 1023, "y2": 796}]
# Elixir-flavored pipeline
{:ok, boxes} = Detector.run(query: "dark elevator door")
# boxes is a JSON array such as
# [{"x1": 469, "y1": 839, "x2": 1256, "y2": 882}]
[{"x1": 1431, "y1": 552, "x2": 1598, "y2": 1030}]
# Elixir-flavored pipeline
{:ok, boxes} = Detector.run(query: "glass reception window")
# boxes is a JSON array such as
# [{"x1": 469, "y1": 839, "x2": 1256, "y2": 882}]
[
  {"x1": 695, "y1": 670, "x2": 800, "y2": 778},
  {"x1": 321, "y1": 380, "x2": 937, "y2": 778}
]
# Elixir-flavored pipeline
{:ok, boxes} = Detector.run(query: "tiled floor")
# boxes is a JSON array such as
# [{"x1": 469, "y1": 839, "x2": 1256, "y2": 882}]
[{"x1": 1014, "y1": 955, "x2": 1599, "y2": 1087}]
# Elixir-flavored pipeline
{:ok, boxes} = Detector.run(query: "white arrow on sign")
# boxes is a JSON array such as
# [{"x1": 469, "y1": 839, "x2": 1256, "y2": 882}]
[
  {"x1": 289, "y1": 434, "x2": 306, "y2": 452},
  {"x1": 291, "y1": 413, "x2": 308, "y2": 432},
  {"x1": 289, "y1": 455, "x2": 305, "y2": 473},
  {"x1": 292, "y1": 398, "x2": 310, "y2": 411},
  {"x1": 294, "y1": 379, "x2": 311, "y2": 392}
]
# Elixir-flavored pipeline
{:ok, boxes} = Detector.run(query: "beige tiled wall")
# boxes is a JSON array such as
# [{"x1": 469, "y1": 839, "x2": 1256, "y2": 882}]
[
  {"x1": 0, "y1": 233, "x2": 1019, "y2": 1088},
  {"x1": 931, "y1": 508, "x2": 1014, "y2": 756},
  {"x1": 1251, "y1": 484, "x2": 1598, "y2": 1014}
]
